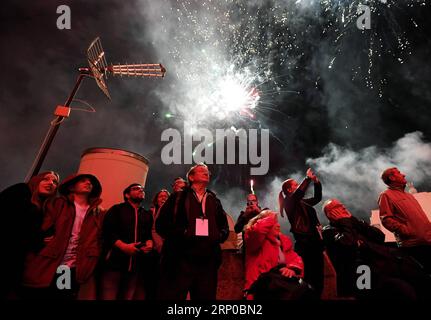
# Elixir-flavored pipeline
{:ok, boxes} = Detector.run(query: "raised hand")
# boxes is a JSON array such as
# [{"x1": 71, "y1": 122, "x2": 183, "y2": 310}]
[{"x1": 306, "y1": 168, "x2": 319, "y2": 183}]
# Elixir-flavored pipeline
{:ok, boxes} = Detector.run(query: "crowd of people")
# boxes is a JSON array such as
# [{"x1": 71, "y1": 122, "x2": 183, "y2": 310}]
[{"x1": 1, "y1": 164, "x2": 430, "y2": 300}]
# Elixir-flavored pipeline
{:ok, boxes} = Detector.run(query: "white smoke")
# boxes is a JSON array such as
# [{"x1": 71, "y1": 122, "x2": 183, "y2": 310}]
[{"x1": 262, "y1": 131, "x2": 431, "y2": 230}]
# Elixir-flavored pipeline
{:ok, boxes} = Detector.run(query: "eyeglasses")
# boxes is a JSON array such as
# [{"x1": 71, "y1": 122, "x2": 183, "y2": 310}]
[{"x1": 130, "y1": 186, "x2": 144, "y2": 191}]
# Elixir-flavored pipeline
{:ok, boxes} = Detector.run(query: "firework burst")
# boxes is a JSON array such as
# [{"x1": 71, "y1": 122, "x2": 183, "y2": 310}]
[{"x1": 144, "y1": 0, "x2": 427, "y2": 126}]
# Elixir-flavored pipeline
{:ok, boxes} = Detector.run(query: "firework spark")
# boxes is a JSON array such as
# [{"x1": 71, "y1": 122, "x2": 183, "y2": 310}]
[{"x1": 143, "y1": 0, "x2": 427, "y2": 126}]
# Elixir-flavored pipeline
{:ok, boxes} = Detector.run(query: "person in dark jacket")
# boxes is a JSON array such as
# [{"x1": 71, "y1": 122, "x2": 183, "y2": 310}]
[
  {"x1": 234, "y1": 193, "x2": 262, "y2": 234},
  {"x1": 100, "y1": 183, "x2": 153, "y2": 300},
  {"x1": 234, "y1": 193, "x2": 266, "y2": 258},
  {"x1": 22, "y1": 173, "x2": 105, "y2": 300},
  {"x1": 323, "y1": 198, "x2": 431, "y2": 300},
  {"x1": 278, "y1": 168, "x2": 324, "y2": 297},
  {"x1": 0, "y1": 171, "x2": 59, "y2": 299},
  {"x1": 156, "y1": 163, "x2": 229, "y2": 300},
  {"x1": 151, "y1": 189, "x2": 170, "y2": 254}
]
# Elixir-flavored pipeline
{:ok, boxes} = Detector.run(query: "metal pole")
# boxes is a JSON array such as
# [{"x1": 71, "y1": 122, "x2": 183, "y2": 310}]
[{"x1": 25, "y1": 73, "x2": 87, "y2": 181}]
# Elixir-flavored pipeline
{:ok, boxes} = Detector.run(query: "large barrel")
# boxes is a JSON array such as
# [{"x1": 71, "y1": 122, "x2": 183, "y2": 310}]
[{"x1": 78, "y1": 147, "x2": 149, "y2": 210}]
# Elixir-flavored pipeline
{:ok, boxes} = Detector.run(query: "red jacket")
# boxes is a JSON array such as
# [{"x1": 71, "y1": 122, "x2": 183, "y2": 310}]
[
  {"x1": 22, "y1": 195, "x2": 105, "y2": 288},
  {"x1": 244, "y1": 216, "x2": 304, "y2": 290}
]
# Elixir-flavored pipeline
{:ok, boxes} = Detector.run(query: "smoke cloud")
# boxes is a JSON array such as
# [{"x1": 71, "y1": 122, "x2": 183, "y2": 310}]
[{"x1": 260, "y1": 131, "x2": 431, "y2": 233}]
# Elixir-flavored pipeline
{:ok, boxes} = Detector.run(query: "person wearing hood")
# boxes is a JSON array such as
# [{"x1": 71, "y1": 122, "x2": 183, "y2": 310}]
[
  {"x1": 0, "y1": 171, "x2": 59, "y2": 299},
  {"x1": 22, "y1": 173, "x2": 105, "y2": 300},
  {"x1": 378, "y1": 167, "x2": 431, "y2": 274}
]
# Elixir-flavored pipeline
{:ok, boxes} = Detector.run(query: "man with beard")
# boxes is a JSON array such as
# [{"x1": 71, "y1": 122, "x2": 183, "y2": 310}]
[{"x1": 100, "y1": 183, "x2": 153, "y2": 300}]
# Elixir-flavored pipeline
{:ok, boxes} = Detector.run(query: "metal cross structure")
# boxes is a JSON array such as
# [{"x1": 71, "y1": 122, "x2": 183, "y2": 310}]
[{"x1": 25, "y1": 37, "x2": 166, "y2": 181}]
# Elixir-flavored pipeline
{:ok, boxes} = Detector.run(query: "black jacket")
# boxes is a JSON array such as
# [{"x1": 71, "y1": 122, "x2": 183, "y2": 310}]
[
  {"x1": 0, "y1": 183, "x2": 46, "y2": 297},
  {"x1": 323, "y1": 217, "x2": 430, "y2": 298},
  {"x1": 283, "y1": 178, "x2": 322, "y2": 239},
  {"x1": 156, "y1": 187, "x2": 229, "y2": 264},
  {"x1": 102, "y1": 201, "x2": 153, "y2": 272},
  {"x1": 323, "y1": 217, "x2": 384, "y2": 296}
]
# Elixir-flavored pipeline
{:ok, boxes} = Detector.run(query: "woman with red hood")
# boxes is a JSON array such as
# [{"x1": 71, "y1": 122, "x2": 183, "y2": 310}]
[{"x1": 0, "y1": 171, "x2": 59, "y2": 299}]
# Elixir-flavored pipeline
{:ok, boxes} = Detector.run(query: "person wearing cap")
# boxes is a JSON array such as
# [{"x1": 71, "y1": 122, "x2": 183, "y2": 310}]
[
  {"x1": 0, "y1": 171, "x2": 59, "y2": 299},
  {"x1": 99, "y1": 183, "x2": 153, "y2": 300},
  {"x1": 156, "y1": 163, "x2": 229, "y2": 300},
  {"x1": 21, "y1": 173, "x2": 105, "y2": 299}
]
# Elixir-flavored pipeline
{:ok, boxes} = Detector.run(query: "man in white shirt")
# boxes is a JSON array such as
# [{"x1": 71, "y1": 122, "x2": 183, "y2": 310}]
[{"x1": 22, "y1": 173, "x2": 105, "y2": 300}]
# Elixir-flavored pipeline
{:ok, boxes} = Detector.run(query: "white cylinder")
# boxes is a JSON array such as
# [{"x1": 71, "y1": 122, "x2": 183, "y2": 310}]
[{"x1": 78, "y1": 147, "x2": 149, "y2": 210}]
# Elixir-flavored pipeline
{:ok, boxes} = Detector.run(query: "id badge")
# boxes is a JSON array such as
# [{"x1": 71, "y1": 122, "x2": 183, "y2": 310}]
[{"x1": 195, "y1": 218, "x2": 209, "y2": 236}]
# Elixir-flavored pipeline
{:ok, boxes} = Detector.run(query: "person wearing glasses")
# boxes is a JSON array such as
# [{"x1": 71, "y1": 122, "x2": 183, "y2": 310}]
[
  {"x1": 99, "y1": 183, "x2": 153, "y2": 300},
  {"x1": 234, "y1": 193, "x2": 262, "y2": 234}
]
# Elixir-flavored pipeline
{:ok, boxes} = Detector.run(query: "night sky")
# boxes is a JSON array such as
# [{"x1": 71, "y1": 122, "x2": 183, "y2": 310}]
[{"x1": 1, "y1": 0, "x2": 431, "y2": 225}]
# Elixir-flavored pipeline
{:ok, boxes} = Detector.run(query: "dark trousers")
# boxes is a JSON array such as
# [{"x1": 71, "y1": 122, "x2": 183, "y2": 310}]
[
  {"x1": 158, "y1": 257, "x2": 219, "y2": 300},
  {"x1": 142, "y1": 251, "x2": 160, "y2": 300},
  {"x1": 294, "y1": 240, "x2": 324, "y2": 297},
  {"x1": 99, "y1": 269, "x2": 145, "y2": 300}
]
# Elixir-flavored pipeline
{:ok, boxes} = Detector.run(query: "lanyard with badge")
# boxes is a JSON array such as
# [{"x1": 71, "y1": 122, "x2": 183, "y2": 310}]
[{"x1": 194, "y1": 190, "x2": 209, "y2": 236}]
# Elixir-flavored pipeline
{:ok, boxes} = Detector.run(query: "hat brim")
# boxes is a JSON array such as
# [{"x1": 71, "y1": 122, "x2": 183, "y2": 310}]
[{"x1": 59, "y1": 174, "x2": 102, "y2": 198}]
